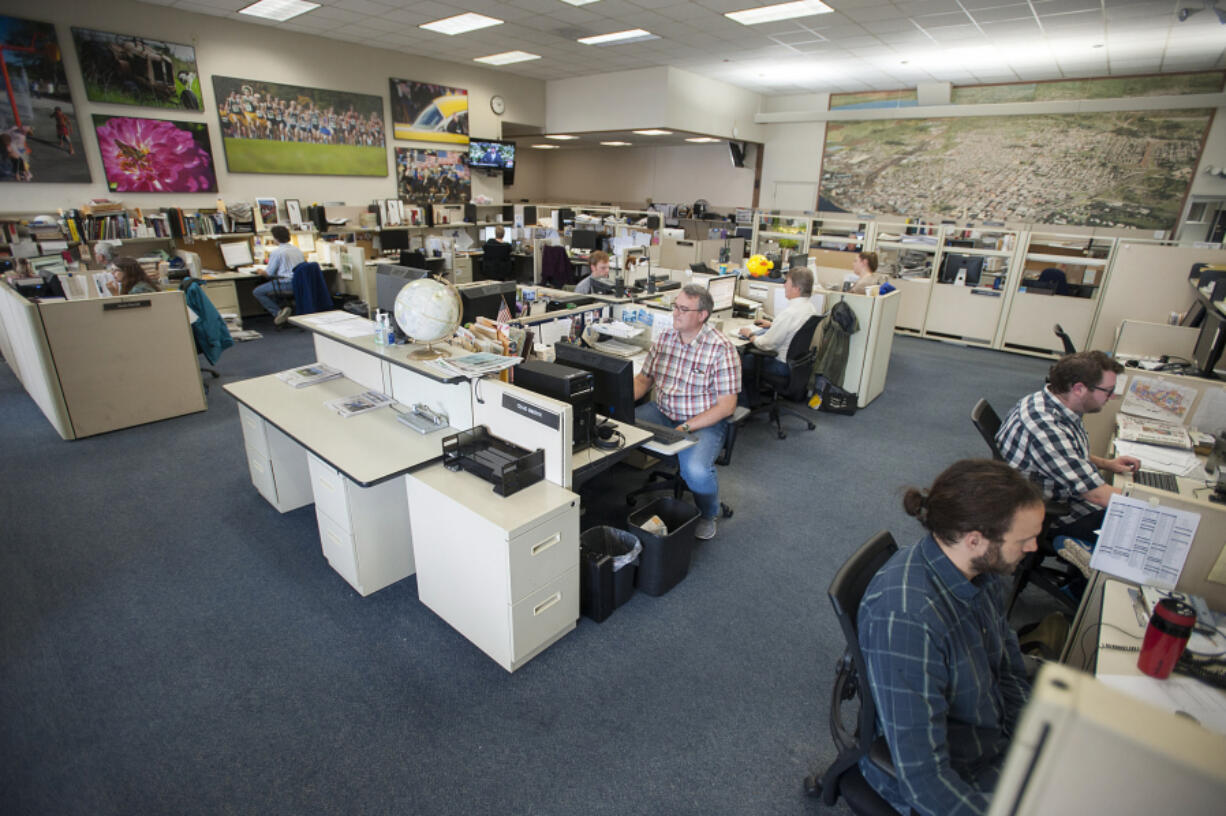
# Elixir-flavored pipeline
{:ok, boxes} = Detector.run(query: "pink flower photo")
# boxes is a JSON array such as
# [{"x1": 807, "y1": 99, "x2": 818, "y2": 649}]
[{"x1": 93, "y1": 115, "x2": 217, "y2": 193}]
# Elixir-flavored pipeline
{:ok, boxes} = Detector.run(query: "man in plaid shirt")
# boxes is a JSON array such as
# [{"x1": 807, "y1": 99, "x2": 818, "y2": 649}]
[
  {"x1": 859, "y1": 460, "x2": 1044, "y2": 816},
  {"x1": 995, "y1": 351, "x2": 1139, "y2": 544},
  {"x1": 634, "y1": 284, "x2": 741, "y2": 540}
]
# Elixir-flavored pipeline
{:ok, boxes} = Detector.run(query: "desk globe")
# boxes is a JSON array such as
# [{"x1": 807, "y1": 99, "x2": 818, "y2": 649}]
[{"x1": 393, "y1": 278, "x2": 462, "y2": 360}]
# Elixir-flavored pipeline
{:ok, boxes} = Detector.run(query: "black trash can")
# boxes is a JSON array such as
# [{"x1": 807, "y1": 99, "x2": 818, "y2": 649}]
[
  {"x1": 579, "y1": 526, "x2": 641, "y2": 623},
  {"x1": 627, "y1": 497, "x2": 699, "y2": 596}
]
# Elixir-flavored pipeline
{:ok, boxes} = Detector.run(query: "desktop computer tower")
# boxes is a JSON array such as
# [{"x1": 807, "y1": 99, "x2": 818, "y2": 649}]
[{"x1": 514, "y1": 360, "x2": 594, "y2": 452}]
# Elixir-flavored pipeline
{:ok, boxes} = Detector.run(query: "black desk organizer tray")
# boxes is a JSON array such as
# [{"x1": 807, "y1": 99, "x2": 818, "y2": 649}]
[{"x1": 442, "y1": 425, "x2": 545, "y2": 497}]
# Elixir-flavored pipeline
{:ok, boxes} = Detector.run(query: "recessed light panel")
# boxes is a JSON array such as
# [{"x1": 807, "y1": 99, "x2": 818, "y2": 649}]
[
  {"x1": 531, "y1": 144, "x2": 560, "y2": 149},
  {"x1": 632, "y1": 129, "x2": 673, "y2": 136},
  {"x1": 545, "y1": 134, "x2": 579, "y2": 140},
  {"x1": 238, "y1": 0, "x2": 320, "y2": 22},
  {"x1": 726, "y1": 1, "x2": 833, "y2": 26},
  {"x1": 474, "y1": 51, "x2": 541, "y2": 65},
  {"x1": 420, "y1": 13, "x2": 503, "y2": 36},
  {"x1": 685, "y1": 137, "x2": 720, "y2": 143},
  {"x1": 578, "y1": 29, "x2": 655, "y2": 46},
  {"x1": 601, "y1": 141, "x2": 632, "y2": 146}
]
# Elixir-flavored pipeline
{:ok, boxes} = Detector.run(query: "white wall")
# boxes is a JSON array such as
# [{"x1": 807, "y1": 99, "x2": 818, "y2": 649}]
[
  {"x1": 1, "y1": 0, "x2": 546, "y2": 213},
  {"x1": 758, "y1": 94, "x2": 827, "y2": 211},
  {"x1": 546, "y1": 68, "x2": 670, "y2": 135},
  {"x1": 504, "y1": 146, "x2": 548, "y2": 203}
]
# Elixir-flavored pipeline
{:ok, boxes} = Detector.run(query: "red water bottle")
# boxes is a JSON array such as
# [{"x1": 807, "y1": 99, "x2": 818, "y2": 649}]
[{"x1": 1137, "y1": 598, "x2": 1197, "y2": 679}]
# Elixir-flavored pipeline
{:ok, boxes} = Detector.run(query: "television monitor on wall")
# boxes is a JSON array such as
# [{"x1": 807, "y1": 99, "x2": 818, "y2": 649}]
[{"x1": 469, "y1": 139, "x2": 515, "y2": 169}]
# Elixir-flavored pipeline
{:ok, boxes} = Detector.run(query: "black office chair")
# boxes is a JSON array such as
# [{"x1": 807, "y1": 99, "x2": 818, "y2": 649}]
[
  {"x1": 745, "y1": 315, "x2": 822, "y2": 439},
  {"x1": 970, "y1": 398, "x2": 1078, "y2": 615},
  {"x1": 1053, "y1": 323, "x2": 1076, "y2": 355},
  {"x1": 803, "y1": 530, "x2": 903, "y2": 815},
  {"x1": 624, "y1": 405, "x2": 749, "y2": 519},
  {"x1": 482, "y1": 241, "x2": 514, "y2": 281}
]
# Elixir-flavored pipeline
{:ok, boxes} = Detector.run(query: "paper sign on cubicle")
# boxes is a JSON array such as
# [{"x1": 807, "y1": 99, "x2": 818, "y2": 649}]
[
  {"x1": 1120, "y1": 375, "x2": 1198, "y2": 423},
  {"x1": 1089, "y1": 493, "x2": 1200, "y2": 589},
  {"x1": 1190, "y1": 387, "x2": 1226, "y2": 435}
]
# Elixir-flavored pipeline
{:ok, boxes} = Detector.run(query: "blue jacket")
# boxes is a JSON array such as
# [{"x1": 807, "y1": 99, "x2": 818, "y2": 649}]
[
  {"x1": 291, "y1": 262, "x2": 333, "y2": 315},
  {"x1": 182, "y1": 280, "x2": 234, "y2": 365}
]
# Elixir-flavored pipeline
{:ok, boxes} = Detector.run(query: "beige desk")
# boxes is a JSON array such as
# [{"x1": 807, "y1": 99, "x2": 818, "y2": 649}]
[{"x1": 199, "y1": 270, "x2": 264, "y2": 318}]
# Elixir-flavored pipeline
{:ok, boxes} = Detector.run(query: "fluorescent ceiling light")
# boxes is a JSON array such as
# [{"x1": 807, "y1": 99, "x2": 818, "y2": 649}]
[
  {"x1": 474, "y1": 51, "x2": 540, "y2": 65},
  {"x1": 726, "y1": 1, "x2": 833, "y2": 25},
  {"x1": 685, "y1": 137, "x2": 720, "y2": 143},
  {"x1": 545, "y1": 134, "x2": 579, "y2": 140},
  {"x1": 238, "y1": 0, "x2": 319, "y2": 22},
  {"x1": 632, "y1": 129, "x2": 673, "y2": 136},
  {"x1": 601, "y1": 141, "x2": 632, "y2": 146},
  {"x1": 578, "y1": 29, "x2": 654, "y2": 46},
  {"x1": 420, "y1": 12, "x2": 503, "y2": 36},
  {"x1": 559, "y1": 0, "x2": 601, "y2": 5},
  {"x1": 531, "y1": 144, "x2": 560, "y2": 149}
]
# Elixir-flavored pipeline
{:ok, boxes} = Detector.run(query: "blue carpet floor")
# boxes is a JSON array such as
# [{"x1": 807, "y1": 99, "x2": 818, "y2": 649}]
[{"x1": 0, "y1": 324, "x2": 1053, "y2": 815}]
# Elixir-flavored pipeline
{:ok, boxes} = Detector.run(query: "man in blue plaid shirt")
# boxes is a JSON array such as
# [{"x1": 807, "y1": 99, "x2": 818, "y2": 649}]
[
  {"x1": 859, "y1": 460, "x2": 1045, "y2": 816},
  {"x1": 995, "y1": 351, "x2": 1139, "y2": 544}
]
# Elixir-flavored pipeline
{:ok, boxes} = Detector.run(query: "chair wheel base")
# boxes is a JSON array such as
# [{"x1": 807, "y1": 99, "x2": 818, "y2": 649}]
[
  {"x1": 806, "y1": 421, "x2": 815, "y2": 430},
  {"x1": 803, "y1": 774, "x2": 822, "y2": 798},
  {"x1": 777, "y1": 430, "x2": 787, "y2": 439}
]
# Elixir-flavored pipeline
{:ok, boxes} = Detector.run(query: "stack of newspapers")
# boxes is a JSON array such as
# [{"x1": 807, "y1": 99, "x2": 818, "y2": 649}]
[
  {"x1": 276, "y1": 363, "x2": 342, "y2": 388},
  {"x1": 425, "y1": 353, "x2": 521, "y2": 379}
]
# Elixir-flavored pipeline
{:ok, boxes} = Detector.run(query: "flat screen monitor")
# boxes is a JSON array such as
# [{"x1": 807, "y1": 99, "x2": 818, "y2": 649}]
[
  {"x1": 705, "y1": 275, "x2": 737, "y2": 312},
  {"x1": 1193, "y1": 308, "x2": 1226, "y2": 376},
  {"x1": 571, "y1": 230, "x2": 600, "y2": 251},
  {"x1": 375, "y1": 264, "x2": 428, "y2": 327},
  {"x1": 379, "y1": 229, "x2": 409, "y2": 251},
  {"x1": 945, "y1": 238, "x2": 975, "y2": 248},
  {"x1": 554, "y1": 342, "x2": 635, "y2": 424},
  {"x1": 468, "y1": 138, "x2": 515, "y2": 169},
  {"x1": 735, "y1": 227, "x2": 753, "y2": 241},
  {"x1": 940, "y1": 253, "x2": 985, "y2": 285},
  {"x1": 219, "y1": 241, "x2": 254, "y2": 269},
  {"x1": 458, "y1": 280, "x2": 517, "y2": 325}
]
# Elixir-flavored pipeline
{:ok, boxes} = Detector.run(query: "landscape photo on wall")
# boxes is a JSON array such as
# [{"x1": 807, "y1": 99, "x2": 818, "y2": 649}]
[
  {"x1": 396, "y1": 148, "x2": 469, "y2": 204},
  {"x1": 71, "y1": 27, "x2": 202, "y2": 110},
  {"x1": 212, "y1": 75, "x2": 386, "y2": 176},
  {"x1": 92, "y1": 114, "x2": 216, "y2": 193},
  {"x1": 390, "y1": 78, "x2": 468, "y2": 145},
  {"x1": 0, "y1": 14, "x2": 91, "y2": 183}
]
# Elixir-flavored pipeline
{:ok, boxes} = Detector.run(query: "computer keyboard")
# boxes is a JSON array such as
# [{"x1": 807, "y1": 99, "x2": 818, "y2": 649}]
[
  {"x1": 1134, "y1": 469, "x2": 1179, "y2": 493},
  {"x1": 635, "y1": 419, "x2": 693, "y2": 445}
]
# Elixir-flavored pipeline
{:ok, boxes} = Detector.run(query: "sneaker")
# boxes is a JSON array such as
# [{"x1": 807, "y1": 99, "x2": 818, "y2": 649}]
[
  {"x1": 274, "y1": 306, "x2": 293, "y2": 326},
  {"x1": 695, "y1": 516, "x2": 717, "y2": 540},
  {"x1": 1054, "y1": 536, "x2": 1093, "y2": 580}
]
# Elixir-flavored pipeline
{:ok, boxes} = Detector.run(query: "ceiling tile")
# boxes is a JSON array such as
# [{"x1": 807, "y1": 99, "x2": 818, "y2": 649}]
[{"x1": 967, "y1": 5, "x2": 1036, "y2": 25}]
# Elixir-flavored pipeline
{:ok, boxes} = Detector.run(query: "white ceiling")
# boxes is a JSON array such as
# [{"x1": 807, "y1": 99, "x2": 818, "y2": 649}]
[{"x1": 141, "y1": 0, "x2": 1226, "y2": 95}]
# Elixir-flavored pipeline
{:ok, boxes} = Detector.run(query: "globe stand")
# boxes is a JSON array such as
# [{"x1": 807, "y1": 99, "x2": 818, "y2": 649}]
[{"x1": 409, "y1": 342, "x2": 449, "y2": 360}]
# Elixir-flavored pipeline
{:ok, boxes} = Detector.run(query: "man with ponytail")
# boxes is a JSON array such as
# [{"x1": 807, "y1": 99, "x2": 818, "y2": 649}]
[{"x1": 858, "y1": 460, "x2": 1044, "y2": 816}]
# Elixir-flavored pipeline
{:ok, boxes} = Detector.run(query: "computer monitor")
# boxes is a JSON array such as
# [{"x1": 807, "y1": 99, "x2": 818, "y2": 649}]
[
  {"x1": 219, "y1": 241, "x2": 254, "y2": 269},
  {"x1": 940, "y1": 253, "x2": 985, "y2": 285},
  {"x1": 705, "y1": 275, "x2": 737, "y2": 312},
  {"x1": 554, "y1": 342, "x2": 635, "y2": 424},
  {"x1": 379, "y1": 229, "x2": 409, "y2": 251},
  {"x1": 571, "y1": 230, "x2": 600, "y2": 251},
  {"x1": 1193, "y1": 308, "x2": 1226, "y2": 376},
  {"x1": 945, "y1": 238, "x2": 975, "y2": 249},
  {"x1": 376, "y1": 264, "x2": 428, "y2": 339},
  {"x1": 457, "y1": 280, "x2": 517, "y2": 325}
]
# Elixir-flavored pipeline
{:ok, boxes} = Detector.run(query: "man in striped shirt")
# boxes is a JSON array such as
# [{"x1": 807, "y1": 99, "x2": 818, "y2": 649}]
[
  {"x1": 634, "y1": 284, "x2": 741, "y2": 540},
  {"x1": 859, "y1": 460, "x2": 1044, "y2": 816},
  {"x1": 995, "y1": 351, "x2": 1139, "y2": 544}
]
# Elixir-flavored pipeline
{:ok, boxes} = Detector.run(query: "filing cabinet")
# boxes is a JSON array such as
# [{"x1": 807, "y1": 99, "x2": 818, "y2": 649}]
[{"x1": 237, "y1": 404, "x2": 313, "y2": 513}]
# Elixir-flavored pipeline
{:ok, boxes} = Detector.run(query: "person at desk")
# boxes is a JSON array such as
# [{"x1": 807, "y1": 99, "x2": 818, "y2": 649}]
[
  {"x1": 996, "y1": 351, "x2": 1140, "y2": 550},
  {"x1": 485, "y1": 226, "x2": 507, "y2": 247},
  {"x1": 253, "y1": 225, "x2": 304, "y2": 326},
  {"x1": 849, "y1": 251, "x2": 888, "y2": 294},
  {"x1": 859, "y1": 459, "x2": 1043, "y2": 816},
  {"x1": 633, "y1": 284, "x2": 741, "y2": 541},
  {"x1": 573, "y1": 251, "x2": 612, "y2": 295},
  {"x1": 106, "y1": 257, "x2": 161, "y2": 295},
  {"x1": 738, "y1": 266, "x2": 819, "y2": 389}
]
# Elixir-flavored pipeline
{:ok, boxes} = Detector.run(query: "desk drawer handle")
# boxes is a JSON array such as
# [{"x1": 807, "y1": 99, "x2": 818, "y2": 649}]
[
  {"x1": 316, "y1": 475, "x2": 337, "y2": 493},
  {"x1": 533, "y1": 592, "x2": 561, "y2": 616},
  {"x1": 531, "y1": 533, "x2": 560, "y2": 557}
]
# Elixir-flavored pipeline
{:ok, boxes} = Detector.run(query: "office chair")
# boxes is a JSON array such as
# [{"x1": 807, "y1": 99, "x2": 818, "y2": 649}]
[
  {"x1": 1053, "y1": 323, "x2": 1076, "y2": 355},
  {"x1": 803, "y1": 530, "x2": 902, "y2": 815},
  {"x1": 970, "y1": 398, "x2": 1078, "y2": 615},
  {"x1": 745, "y1": 315, "x2": 822, "y2": 439},
  {"x1": 179, "y1": 278, "x2": 234, "y2": 391},
  {"x1": 482, "y1": 242, "x2": 514, "y2": 281},
  {"x1": 1031, "y1": 267, "x2": 1069, "y2": 296},
  {"x1": 624, "y1": 405, "x2": 749, "y2": 519}
]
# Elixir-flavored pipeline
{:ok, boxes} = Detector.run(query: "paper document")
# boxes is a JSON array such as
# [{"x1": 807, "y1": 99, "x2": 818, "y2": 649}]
[
  {"x1": 1190, "y1": 386, "x2": 1226, "y2": 435},
  {"x1": 1112, "y1": 439, "x2": 1202, "y2": 477},
  {"x1": 592, "y1": 320, "x2": 643, "y2": 339},
  {"x1": 1120, "y1": 375, "x2": 1198, "y2": 422},
  {"x1": 1090, "y1": 494, "x2": 1200, "y2": 588},
  {"x1": 1115, "y1": 413, "x2": 1192, "y2": 449}
]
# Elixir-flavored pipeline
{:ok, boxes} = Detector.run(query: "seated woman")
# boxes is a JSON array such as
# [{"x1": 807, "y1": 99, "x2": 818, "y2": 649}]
[
  {"x1": 849, "y1": 251, "x2": 888, "y2": 294},
  {"x1": 107, "y1": 257, "x2": 162, "y2": 295}
]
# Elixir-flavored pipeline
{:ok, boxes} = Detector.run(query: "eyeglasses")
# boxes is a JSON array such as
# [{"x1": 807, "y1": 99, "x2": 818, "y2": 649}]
[
  {"x1": 671, "y1": 303, "x2": 701, "y2": 313},
  {"x1": 1089, "y1": 384, "x2": 1116, "y2": 397}
]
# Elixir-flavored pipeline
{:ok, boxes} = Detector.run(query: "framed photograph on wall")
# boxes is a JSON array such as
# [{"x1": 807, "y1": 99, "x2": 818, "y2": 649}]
[
  {"x1": 71, "y1": 27, "x2": 202, "y2": 111},
  {"x1": 396, "y1": 148, "x2": 470, "y2": 205},
  {"x1": 1, "y1": 15, "x2": 92, "y2": 183},
  {"x1": 92, "y1": 114, "x2": 216, "y2": 193},
  {"x1": 212, "y1": 75, "x2": 386, "y2": 176},
  {"x1": 285, "y1": 199, "x2": 302, "y2": 227},
  {"x1": 255, "y1": 198, "x2": 278, "y2": 229},
  {"x1": 389, "y1": 78, "x2": 468, "y2": 145}
]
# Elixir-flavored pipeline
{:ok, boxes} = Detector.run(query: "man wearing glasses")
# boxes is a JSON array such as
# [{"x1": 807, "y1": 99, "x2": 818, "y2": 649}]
[
  {"x1": 634, "y1": 284, "x2": 742, "y2": 540},
  {"x1": 996, "y1": 351, "x2": 1140, "y2": 553}
]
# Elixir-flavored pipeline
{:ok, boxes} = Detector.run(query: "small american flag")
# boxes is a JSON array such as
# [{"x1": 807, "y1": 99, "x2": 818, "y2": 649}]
[{"x1": 496, "y1": 296, "x2": 512, "y2": 324}]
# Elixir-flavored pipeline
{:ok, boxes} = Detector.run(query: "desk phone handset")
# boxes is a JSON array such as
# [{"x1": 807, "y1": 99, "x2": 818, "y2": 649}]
[{"x1": 394, "y1": 403, "x2": 449, "y2": 434}]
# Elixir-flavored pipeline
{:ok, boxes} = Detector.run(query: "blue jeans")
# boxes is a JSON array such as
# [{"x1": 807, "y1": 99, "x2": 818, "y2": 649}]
[
  {"x1": 253, "y1": 278, "x2": 289, "y2": 317},
  {"x1": 636, "y1": 402, "x2": 726, "y2": 519}
]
